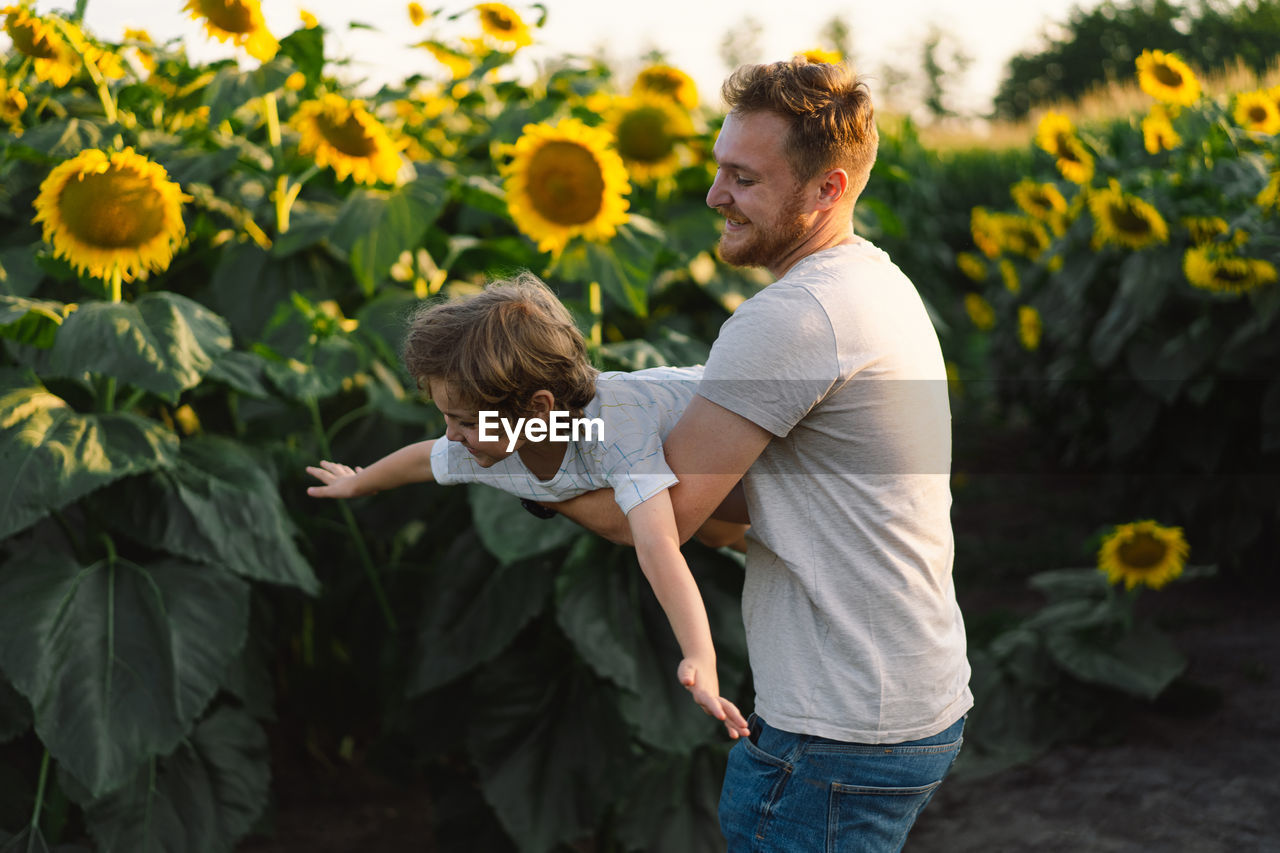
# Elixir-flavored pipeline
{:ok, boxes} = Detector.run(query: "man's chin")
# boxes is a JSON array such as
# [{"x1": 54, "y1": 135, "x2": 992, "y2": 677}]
[{"x1": 716, "y1": 236, "x2": 763, "y2": 269}]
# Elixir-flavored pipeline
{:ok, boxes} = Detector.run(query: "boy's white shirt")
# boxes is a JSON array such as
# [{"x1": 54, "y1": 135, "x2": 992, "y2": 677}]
[{"x1": 429, "y1": 365, "x2": 703, "y2": 515}]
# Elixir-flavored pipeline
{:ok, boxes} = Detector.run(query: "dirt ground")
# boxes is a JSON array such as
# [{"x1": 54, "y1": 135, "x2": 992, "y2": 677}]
[{"x1": 907, "y1": 580, "x2": 1280, "y2": 853}]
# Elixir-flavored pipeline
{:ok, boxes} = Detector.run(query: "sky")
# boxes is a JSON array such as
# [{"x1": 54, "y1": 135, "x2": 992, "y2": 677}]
[{"x1": 23, "y1": 0, "x2": 1090, "y2": 115}]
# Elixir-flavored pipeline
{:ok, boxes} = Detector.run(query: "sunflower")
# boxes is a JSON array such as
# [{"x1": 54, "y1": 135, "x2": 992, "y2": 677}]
[
  {"x1": 632, "y1": 63, "x2": 699, "y2": 110},
  {"x1": 1183, "y1": 244, "x2": 1277, "y2": 294},
  {"x1": 1011, "y1": 179, "x2": 1067, "y2": 221},
  {"x1": 291, "y1": 94, "x2": 405, "y2": 185},
  {"x1": 122, "y1": 27, "x2": 157, "y2": 73},
  {"x1": 964, "y1": 293, "x2": 995, "y2": 331},
  {"x1": 475, "y1": 3, "x2": 532, "y2": 50},
  {"x1": 1232, "y1": 90, "x2": 1280, "y2": 135},
  {"x1": 606, "y1": 94, "x2": 694, "y2": 183},
  {"x1": 797, "y1": 47, "x2": 842, "y2": 65},
  {"x1": 1135, "y1": 49, "x2": 1200, "y2": 107},
  {"x1": 0, "y1": 77, "x2": 26, "y2": 133},
  {"x1": 299, "y1": 9, "x2": 319, "y2": 29},
  {"x1": 1141, "y1": 104, "x2": 1181, "y2": 153},
  {"x1": 1180, "y1": 215, "x2": 1229, "y2": 246},
  {"x1": 1257, "y1": 172, "x2": 1280, "y2": 213},
  {"x1": 1000, "y1": 259, "x2": 1020, "y2": 295},
  {"x1": 183, "y1": 0, "x2": 278, "y2": 62},
  {"x1": 408, "y1": 2, "x2": 427, "y2": 26},
  {"x1": 956, "y1": 251, "x2": 986, "y2": 282},
  {"x1": 2, "y1": 6, "x2": 81, "y2": 87},
  {"x1": 970, "y1": 207, "x2": 1002, "y2": 259},
  {"x1": 501, "y1": 117, "x2": 631, "y2": 255},
  {"x1": 1097, "y1": 520, "x2": 1189, "y2": 591},
  {"x1": 996, "y1": 213, "x2": 1051, "y2": 260},
  {"x1": 1017, "y1": 305, "x2": 1042, "y2": 351},
  {"x1": 1088, "y1": 181, "x2": 1168, "y2": 250},
  {"x1": 418, "y1": 40, "x2": 474, "y2": 79},
  {"x1": 32, "y1": 148, "x2": 190, "y2": 281},
  {"x1": 1033, "y1": 111, "x2": 1095, "y2": 184}
]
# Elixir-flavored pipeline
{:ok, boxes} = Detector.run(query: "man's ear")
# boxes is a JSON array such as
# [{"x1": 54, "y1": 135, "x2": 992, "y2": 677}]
[
  {"x1": 814, "y1": 168, "x2": 850, "y2": 210},
  {"x1": 527, "y1": 389, "x2": 556, "y2": 418}
]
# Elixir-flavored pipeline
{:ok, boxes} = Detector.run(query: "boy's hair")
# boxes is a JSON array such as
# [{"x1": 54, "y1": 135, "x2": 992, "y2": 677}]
[
  {"x1": 403, "y1": 271, "x2": 596, "y2": 421},
  {"x1": 721, "y1": 57, "x2": 878, "y2": 201}
]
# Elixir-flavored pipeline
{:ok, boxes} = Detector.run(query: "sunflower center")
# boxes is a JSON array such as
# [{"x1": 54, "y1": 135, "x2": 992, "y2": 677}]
[
  {"x1": 198, "y1": 0, "x2": 255, "y2": 35},
  {"x1": 617, "y1": 106, "x2": 677, "y2": 162},
  {"x1": 481, "y1": 8, "x2": 517, "y2": 33},
  {"x1": 8, "y1": 20, "x2": 60, "y2": 59},
  {"x1": 640, "y1": 74, "x2": 680, "y2": 97},
  {"x1": 1153, "y1": 63, "x2": 1184, "y2": 89},
  {"x1": 525, "y1": 141, "x2": 606, "y2": 226},
  {"x1": 1116, "y1": 533, "x2": 1168, "y2": 570},
  {"x1": 1212, "y1": 261, "x2": 1250, "y2": 285},
  {"x1": 318, "y1": 111, "x2": 379, "y2": 158},
  {"x1": 57, "y1": 167, "x2": 167, "y2": 249},
  {"x1": 1108, "y1": 200, "x2": 1153, "y2": 236},
  {"x1": 1247, "y1": 104, "x2": 1269, "y2": 124}
]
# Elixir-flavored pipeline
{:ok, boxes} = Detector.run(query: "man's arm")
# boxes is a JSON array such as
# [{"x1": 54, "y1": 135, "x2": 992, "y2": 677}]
[{"x1": 554, "y1": 396, "x2": 771, "y2": 545}]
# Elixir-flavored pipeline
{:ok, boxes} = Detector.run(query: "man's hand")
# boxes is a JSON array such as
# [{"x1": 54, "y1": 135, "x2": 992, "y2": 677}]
[
  {"x1": 677, "y1": 657, "x2": 751, "y2": 740},
  {"x1": 305, "y1": 460, "x2": 368, "y2": 499}
]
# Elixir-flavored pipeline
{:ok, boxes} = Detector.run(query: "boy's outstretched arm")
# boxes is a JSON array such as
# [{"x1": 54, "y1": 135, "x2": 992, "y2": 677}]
[
  {"x1": 627, "y1": 490, "x2": 750, "y2": 740},
  {"x1": 306, "y1": 439, "x2": 437, "y2": 498}
]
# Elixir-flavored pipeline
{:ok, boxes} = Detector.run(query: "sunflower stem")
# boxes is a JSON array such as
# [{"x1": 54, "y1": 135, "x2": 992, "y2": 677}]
[
  {"x1": 108, "y1": 266, "x2": 123, "y2": 303},
  {"x1": 306, "y1": 396, "x2": 398, "y2": 632},
  {"x1": 587, "y1": 280, "x2": 602, "y2": 348},
  {"x1": 29, "y1": 749, "x2": 50, "y2": 833},
  {"x1": 72, "y1": 0, "x2": 88, "y2": 22},
  {"x1": 262, "y1": 92, "x2": 282, "y2": 151}
]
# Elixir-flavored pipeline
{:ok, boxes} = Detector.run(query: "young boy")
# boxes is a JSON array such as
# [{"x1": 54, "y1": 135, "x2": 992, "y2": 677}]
[{"x1": 306, "y1": 272, "x2": 750, "y2": 739}]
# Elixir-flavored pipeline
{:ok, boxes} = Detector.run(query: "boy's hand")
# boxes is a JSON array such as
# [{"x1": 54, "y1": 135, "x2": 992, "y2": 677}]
[
  {"x1": 305, "y1": 460, "x2": 367, "y2": 499},
  {"x1": 677, "y1": 657, "x2": 751, "y2": 740}
]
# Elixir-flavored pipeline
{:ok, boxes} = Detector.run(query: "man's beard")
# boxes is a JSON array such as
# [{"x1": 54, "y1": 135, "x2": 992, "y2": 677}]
[{"x1": 715, "y1": 195, "x2": 808, "y2": 270}]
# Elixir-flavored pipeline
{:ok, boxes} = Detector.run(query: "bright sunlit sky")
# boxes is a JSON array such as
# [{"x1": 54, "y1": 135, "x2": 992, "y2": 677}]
[{"x1": 28, "y1": 0, "x2": 1090, "y2": 115}]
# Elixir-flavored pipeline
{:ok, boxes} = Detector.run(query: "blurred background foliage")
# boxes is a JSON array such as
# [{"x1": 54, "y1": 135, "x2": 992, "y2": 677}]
[{"x1": 0, "y1": 0, "x2": 1276, "y2": 851}]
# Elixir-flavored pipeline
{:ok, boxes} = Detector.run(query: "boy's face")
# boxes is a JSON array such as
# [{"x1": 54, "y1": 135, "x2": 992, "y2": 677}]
[{"x1": 428, "y1": 378, "x2": 522, "y2": 467}]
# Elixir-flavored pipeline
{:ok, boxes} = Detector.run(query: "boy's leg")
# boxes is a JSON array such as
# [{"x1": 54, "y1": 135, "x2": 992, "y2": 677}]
[{"x1": 719, "y1": 715, "x2": 965, "y2": 852}]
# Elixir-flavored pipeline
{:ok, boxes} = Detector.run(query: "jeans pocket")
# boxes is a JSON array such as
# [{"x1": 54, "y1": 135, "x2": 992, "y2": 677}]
[
  {"x1": 720, "y1": 738, "x2": 795, "y2": 851},
  {"x1": 827, "y1": 780, "x2": 944, "y2": 853}
]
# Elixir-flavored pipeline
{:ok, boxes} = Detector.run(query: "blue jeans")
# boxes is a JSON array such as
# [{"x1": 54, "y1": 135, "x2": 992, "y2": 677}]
[{"x1": 718, "y1": 714, "x2": 965, "y2": 853}]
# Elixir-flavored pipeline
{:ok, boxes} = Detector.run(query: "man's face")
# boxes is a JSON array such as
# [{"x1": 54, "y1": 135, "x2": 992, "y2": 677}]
[
  {"x1": 706, "y1": 110, "x2": 811, "y2": 273},
  {"x1": 429, "y1": 378, "x2": 520, "y2": 468}
]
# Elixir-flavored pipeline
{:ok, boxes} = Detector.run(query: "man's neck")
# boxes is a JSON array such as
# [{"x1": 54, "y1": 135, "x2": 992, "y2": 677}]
[{"x1": 768, "y1": 210, "x2": 857, "y2": 279}]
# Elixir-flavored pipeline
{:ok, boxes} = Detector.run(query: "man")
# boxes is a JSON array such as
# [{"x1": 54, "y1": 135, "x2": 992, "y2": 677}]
[{"x1": 553, "y1": 58, "x2": 972, "y2": 852}]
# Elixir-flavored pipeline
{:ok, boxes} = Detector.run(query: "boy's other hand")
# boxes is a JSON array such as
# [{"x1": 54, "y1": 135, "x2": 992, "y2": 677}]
[
  {"x1": 305, "y1": 460, "x2": 367, "y2": 498},
  {"x1": 677, "y1": 657, "x2": 751, "y2": 740}
]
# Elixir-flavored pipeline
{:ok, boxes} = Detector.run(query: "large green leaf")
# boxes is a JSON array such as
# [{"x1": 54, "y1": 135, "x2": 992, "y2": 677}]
[
  {"x1": 468, "y1": 645, "x2": 632, "y2": 853},
  {"x1": 466, "y1": 484, "x2": 581, "y2": 565},
  {"x1": 615, "y1": 747, "x2": 727, "y2": 853},
  {"x1": 0, "y1": 297, "x2": 71, "y2": 349},
  {"x1": 0, "y1": 245, "x2": 44, "y2": 297},
  {"x1": 259, "y1": 335, "x2": 361, "y2": 402},
  {"x1": 0, "y1": 827, "x2": 49, "y2": 853},
  {"x1": 0, "y1": 676, "x2": 30, "y2": 744},
  {"x1": 554, "y1": 537, "x2": 642, "y2": 693},
  {"x1": 1088, "y1": 252, "x2": 1167, "y2": 368},
  {"x1": 407, "y1": 532, "x2": 556, "y2": 695},
  {"x1": 79, "y1": 707, "x2": 269, "y2": 853},
  {"x1": 330, "y1": 176, "x2": 448, "y2": 295},
  {"x1": 0, "y1": 370, "x2": 179, "y2": 540},
  {"x1": 1046, "y1": 620, "x2": 1186, "y2": 700},
  {"x1": 100, "y1": 436, "x2": 319, "y2": 594},
  {"x1": 0, "y1": 550, "x2": 250, "y2": 796},
  {"x1": 201, "y1": 60, "x2": 294, "y2": 125},
  {"x1": 46, "y1": 293, "x2": 232, "y2": 399}
]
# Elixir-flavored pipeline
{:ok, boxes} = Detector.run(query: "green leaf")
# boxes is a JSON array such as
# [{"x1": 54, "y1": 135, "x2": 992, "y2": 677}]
[
  {"x1": 554, "y1": 538, "x2": 642, "y2": 693},
  {"x1": 1046, "y1": 621, "x2": 1186, "y2": 700},
  {"x1": 204, "y1": 350, "x2": 272, "y2": 399},
  {"x1": 1089, "y1": 252, "x2": 1167, "y2": 368},
  {"x1": 100, "y1": 436, "x2": 320, "y2": 594},
  {"x1": 615, "y1": 747, "x2": 727, "y2": 853},
  {"x1": 202, "y1": 61, "x2": 294, "y2": 125},
  {"x1": 278, "y1": 25, "x2": 326, "y2": 81},
  {"x1": 0, "y1": 370, "x2": 179, "y2": 540},
  {"x1": 0, "y1": 296, "x2": 71, "y2": 349},
  {"x1": 0, "y1": 827, "x2": 50, "y2": 853},
  {"x1": 468, "y1": 646, "x2": 632, "y2": 853},
  {"x1": 79, "y1": 707, "x2": 269, "y2": 853},
  {"x1": 0, "y1": 551, "x2": 250, "y2": 796},
  {"x1": 1026, "y1": 567, "x2": 1109, "y2": 603},
  {"x1": 407, "y1": 532, "x2": 556, "y2": 695},
  {"x1": 466, "y1": 484, "x2": 581, "y2": 565},
  {"x1": 0, "y1": 244, "x2": 43, "y2": 297},
  {"x1": 260, "y1": 336, "x2": 361, "y2": 402},
  {"x1": 47, "y1": 293, "x2": 232, "y2": 399},
  {"x1": 12, "y1": 118, "x2": 105, "y2": 160},
  {"x1": 331, "y1": 177, "x2": 447, "y2": 295}
]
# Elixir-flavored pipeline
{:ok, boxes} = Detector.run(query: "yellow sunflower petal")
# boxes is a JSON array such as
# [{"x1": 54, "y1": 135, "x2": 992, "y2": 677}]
[
  {"x1": 1088, "y1": 181, "x2": 1168, "y2": 250},
  {"x1": 475, "y1": 3, "x2": 532, "y2": 50},
  {"x1": 500, "y1": 117, "x2": 631, "y2": 255},
  {"x1": 1097, "y1": 520, "x2": 1189, "y2": 590},
  {"x1": 1017, "y1": 305, "x2": 1041, "y2": 350},
  {"x1": 632, "y1": 63, "x2": 699, "y2": 110},
  {"x1": 606, "y1": 93, "x2": 694, "y2": 184},
  {"x1": 32, "y1": 148, "x2": 191, "y2": 281},
  {"x1": 1232, "y1": 89, "x2": 1280, "y2": 135},
  {"x1": 3, "y1": 6, "x2": 81, "y2": 87}
]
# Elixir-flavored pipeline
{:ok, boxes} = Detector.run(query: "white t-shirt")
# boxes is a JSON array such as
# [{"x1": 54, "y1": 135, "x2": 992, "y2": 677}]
[
  {"x1": 430, "y1": 365, "x2": 702, "y2": 515},
  {"x1": 699, "y1": 239, "x2": 973, "y2": 744}
]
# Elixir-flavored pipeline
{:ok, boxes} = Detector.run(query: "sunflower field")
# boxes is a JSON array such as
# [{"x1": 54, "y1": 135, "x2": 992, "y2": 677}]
[{"x1": 0, "y1": 1, "x2": 1272, "y2": 852}]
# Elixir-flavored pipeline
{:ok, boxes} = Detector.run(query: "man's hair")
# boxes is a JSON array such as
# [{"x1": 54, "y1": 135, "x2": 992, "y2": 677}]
[
  {"x1": 403, "y1": 271, "x2": 596, "y2": 420},
  {"x1": 721, "y1": 57, "x2": 879, "y2": 200}
]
